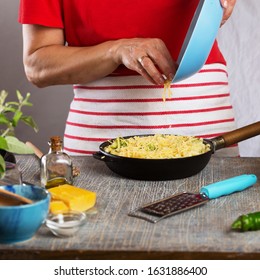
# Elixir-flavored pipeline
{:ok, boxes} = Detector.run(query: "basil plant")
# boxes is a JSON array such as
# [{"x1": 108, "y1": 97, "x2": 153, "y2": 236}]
[{"x1": 0, "y1": 90, "x2": 38, "y2": 176}]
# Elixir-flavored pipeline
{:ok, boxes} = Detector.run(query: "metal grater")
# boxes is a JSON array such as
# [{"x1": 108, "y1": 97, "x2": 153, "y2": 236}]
[
  {"x1": 128, "y1": 174, "x2": 257, "y2": 223},
  {"x1": 128, "y1": 192, "x2": 208, "y2": 223}
]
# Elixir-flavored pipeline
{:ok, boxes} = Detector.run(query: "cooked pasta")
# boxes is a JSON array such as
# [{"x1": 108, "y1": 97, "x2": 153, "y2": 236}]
[{"x1": 104, "y1": 134, "x2": 211, "y2": 159}]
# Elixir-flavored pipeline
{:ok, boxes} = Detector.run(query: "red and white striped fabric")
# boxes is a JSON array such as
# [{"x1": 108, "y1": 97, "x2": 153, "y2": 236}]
[{"x1": 64, "y1": 63, "x2": 239, "y2": 157}]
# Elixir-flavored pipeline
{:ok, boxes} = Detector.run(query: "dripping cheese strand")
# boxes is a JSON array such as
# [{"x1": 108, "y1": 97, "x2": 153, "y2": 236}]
[{"x1": 163, "y1": 79, "x2": 172, "y2": 102}]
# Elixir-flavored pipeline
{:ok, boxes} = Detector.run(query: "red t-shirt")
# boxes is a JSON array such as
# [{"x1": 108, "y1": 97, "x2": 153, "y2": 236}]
[{"x1": 18, "y1": 0, "x2": 225, "y2": 75}]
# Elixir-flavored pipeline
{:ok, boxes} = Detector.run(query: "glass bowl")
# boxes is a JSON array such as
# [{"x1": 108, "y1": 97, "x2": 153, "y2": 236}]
[{"x1": 45, "y1": 210, "x2": 86, "y2": 237}]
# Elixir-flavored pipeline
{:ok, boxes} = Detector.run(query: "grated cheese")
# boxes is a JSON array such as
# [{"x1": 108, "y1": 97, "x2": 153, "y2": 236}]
[
  {"x1": 104, "y1": 134, "x2": 211, "y2": 159},
  {"x1": 162, "y1": 79, "x2": 172, "y2": 102}
]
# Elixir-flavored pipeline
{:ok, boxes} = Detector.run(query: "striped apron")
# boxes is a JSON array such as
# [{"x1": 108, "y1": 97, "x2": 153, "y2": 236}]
[{"x1": 64, "y1": 63, "x2": 239, "y2": 157}]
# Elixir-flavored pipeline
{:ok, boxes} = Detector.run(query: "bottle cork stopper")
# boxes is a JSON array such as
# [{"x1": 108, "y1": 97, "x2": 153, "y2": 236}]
[{"x1": 49, "y1": 136, "x2": 62, "y2": 151}]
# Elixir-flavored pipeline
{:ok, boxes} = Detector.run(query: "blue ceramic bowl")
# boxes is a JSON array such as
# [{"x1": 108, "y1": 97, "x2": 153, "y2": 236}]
[
  {"x1": 0, "y1": 185, "x2": 50, "y2": 243},
  {"x1": 172, "y1": 0, "x2": 223, "y2": 83}
]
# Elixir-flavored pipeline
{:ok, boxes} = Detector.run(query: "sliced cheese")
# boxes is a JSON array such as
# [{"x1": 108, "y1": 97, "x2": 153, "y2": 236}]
[{"x1": 48, "y1": 184, "x2": 96, "y2": 212}]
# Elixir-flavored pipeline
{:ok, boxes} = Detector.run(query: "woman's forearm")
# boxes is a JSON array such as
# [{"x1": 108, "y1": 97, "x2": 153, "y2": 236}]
[
  {"x1": 24, "y1": 42, "x2": 119, "y2": 87},
  {"x1": 22, "y1": 24, "x2": 119, "y2": 87}
]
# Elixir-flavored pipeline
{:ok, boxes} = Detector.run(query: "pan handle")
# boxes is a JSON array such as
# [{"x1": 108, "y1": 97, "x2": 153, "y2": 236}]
[
  {"x1": 93, "y1": 152, "x2": 115, "y2": 162},
  {"x1": 93, "y1": 152, "x2": 105, "y2": 161},
  {"x1": 211, "y1": 121, "x2": 260, "y2": 151}
]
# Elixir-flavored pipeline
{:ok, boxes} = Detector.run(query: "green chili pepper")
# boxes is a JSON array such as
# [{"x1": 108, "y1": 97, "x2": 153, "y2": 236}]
[{"x1": 232, "y1": 212, "x2": 260, "y2": 232}]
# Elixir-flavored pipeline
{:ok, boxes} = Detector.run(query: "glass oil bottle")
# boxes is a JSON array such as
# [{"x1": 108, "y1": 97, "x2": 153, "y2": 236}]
[{"x1": 40, "y1": 136, "x2": 73, "y2": 189}]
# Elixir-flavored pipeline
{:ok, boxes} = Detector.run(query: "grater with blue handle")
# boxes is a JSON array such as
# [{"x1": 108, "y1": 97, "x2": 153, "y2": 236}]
[{"x1": 128, "y1": 174, "x2": 257, "y2": 223}]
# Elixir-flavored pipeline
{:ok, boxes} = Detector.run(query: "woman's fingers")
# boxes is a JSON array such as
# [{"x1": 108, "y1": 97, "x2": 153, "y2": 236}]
[
  {"x1": 137, "y1": 55, "x2": 165, "y2": 85},
  {"x1": 115, "y1": 38, "x2": 176, "y2": 85},
  {"x1": 220, "y1": 0, "x2": 236, "y2": 26}
]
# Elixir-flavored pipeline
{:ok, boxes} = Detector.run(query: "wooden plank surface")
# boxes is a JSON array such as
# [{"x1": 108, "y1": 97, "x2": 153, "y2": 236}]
[{"x1": 0, "y1": 155, "x2": 260, "y2": 260}]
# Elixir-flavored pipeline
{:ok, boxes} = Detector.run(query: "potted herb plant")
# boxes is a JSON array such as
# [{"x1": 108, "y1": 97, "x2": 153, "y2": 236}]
[{"x1": 0, "y1": 89, "x2": 38, "y2": 177}]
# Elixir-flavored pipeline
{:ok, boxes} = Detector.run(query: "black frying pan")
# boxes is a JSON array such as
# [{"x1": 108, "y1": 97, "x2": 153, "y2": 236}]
[{"x1": 93, "y1": 122, "x2": 260, "y2": 180}]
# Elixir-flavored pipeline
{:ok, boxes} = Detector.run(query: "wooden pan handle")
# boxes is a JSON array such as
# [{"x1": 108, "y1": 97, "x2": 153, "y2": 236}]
[
  {"x1": 213, "y1": 121, "x2": 260, "y2": 150},
  {"x1": 26, "y1": 141, "x2": 44, "y2": 159}
]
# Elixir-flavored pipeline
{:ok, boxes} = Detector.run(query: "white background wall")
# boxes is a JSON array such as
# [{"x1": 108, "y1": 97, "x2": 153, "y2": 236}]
[
  {"x1": 0, "y1": 0, "x2": 259, "y2": 155},
  {"x1": 217, "y1": 0, "x2": 260, "y2": 156}
]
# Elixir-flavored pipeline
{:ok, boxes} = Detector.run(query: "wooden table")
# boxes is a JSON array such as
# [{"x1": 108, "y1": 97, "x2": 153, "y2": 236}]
[{"x1": 1, "y1": 155, "x2": 260, "y2": 260}]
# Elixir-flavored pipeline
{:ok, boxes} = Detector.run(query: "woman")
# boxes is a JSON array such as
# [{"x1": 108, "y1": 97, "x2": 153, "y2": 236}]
[{"x1": 19, "y1": 0, "x2": 238, "y2": 156}]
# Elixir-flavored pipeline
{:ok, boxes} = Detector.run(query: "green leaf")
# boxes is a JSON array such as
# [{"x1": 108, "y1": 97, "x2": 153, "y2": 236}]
[
  {"x1": 0, "y1": 136, "x2": 8, "y2": 150},
  {"x1": 0, "y1": 114, "x2": 10, "y2": 125},
  {"x1": 2, "y1": 107, "x2": 17, "y2": 114},
  {"x1": 16, "y1": 90, "x2": 24, "y2": 103},
  {"x1": 21, "y1": 115, "x2": 39, "y2": 132},
  {"x1": 4, "y1": 136, "x2": 34, "y2": 154},
  {"x1": 12, "y1": 110, "x2": 23, "y2": 127},
  {"x1": 0, "y1": 155, "x2": 6, "y2": 177},
  {"x1": 22, "y1": 92, "x2": 33, "y2": 107},
  {"x1": 22, "y1": 101, "x2": 33, "y2": 107},
  {"x1": 0, "y1": 90, "x2": 8, "y2": 106},
  {"x1": 5, "y1": 101, "x2": 19, "y2": 107}
]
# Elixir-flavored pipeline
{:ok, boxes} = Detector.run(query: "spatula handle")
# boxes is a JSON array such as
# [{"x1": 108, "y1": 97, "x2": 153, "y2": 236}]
[
  {"x1": 200, "y1": 174, "x2": 257, "y2": 199},
  {"x1": 0, "y1": 188, "x2": 33, "y2": 205}
]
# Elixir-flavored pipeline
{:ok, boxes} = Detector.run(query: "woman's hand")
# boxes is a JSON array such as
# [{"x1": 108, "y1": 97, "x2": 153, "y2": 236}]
[
  {"x1": 220, "y1": 0, "x2": 237, "y2": 26},
  {"x1": 113, "y1": 38, "x2": 177, "y2": 85}
]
